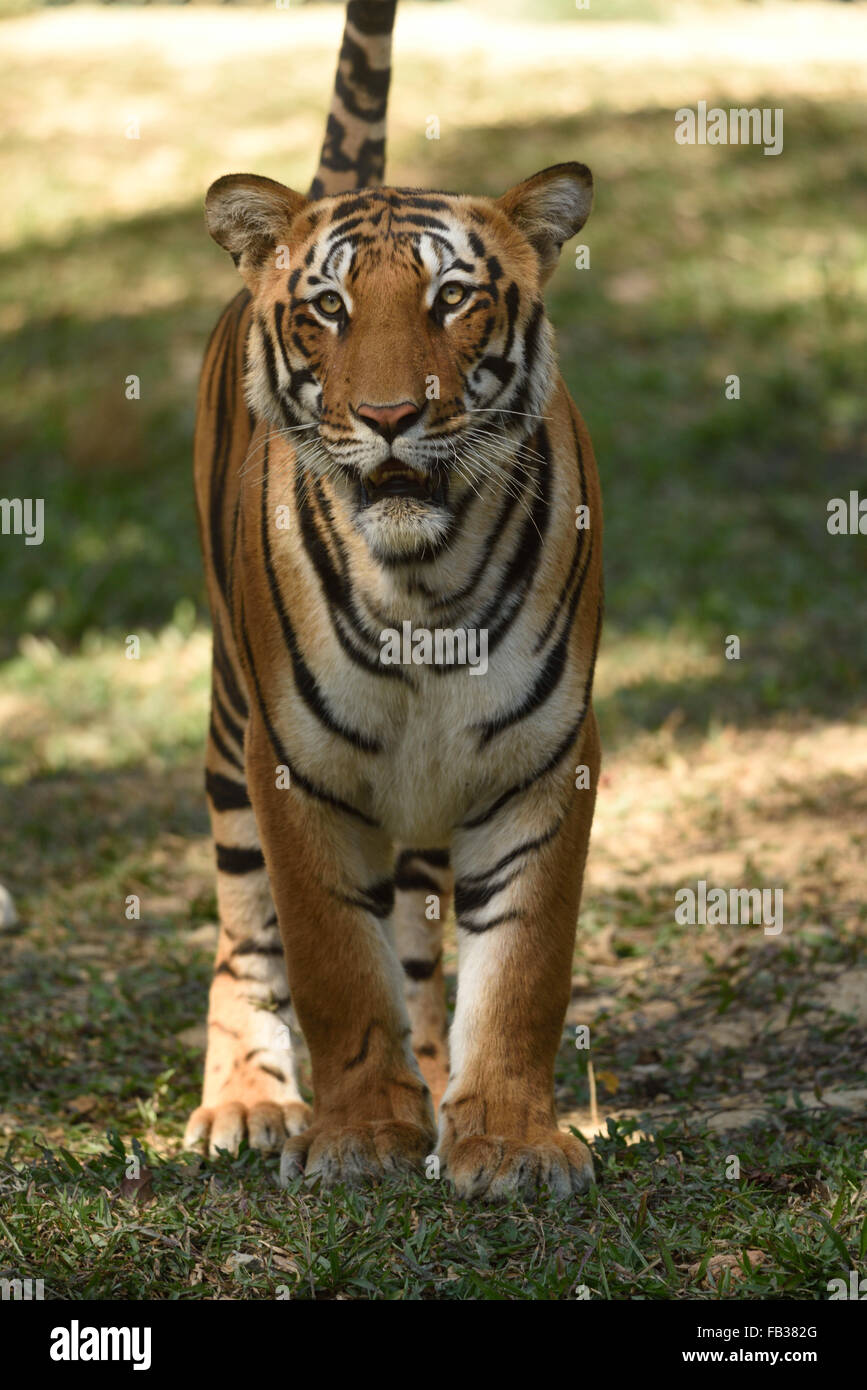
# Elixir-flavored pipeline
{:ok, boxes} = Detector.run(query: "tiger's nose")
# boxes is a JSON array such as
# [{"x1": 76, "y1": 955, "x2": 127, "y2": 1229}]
[{"x1": 356, "y1": 400, "x2": 422, "y2": 441}]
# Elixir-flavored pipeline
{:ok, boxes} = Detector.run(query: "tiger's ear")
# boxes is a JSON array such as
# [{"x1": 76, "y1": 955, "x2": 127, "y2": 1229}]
[
  {"x1": 496, "y1": 163, "x2": 593, "y2": 284},
  {"x1": 205, "y1": 173, "x2": 309, "y2": 285}
]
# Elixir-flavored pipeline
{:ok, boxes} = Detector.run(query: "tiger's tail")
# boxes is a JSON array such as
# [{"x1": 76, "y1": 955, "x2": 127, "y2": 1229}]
[{"x1": 308, "y1": 1, "x2": 398, "y2": 199}]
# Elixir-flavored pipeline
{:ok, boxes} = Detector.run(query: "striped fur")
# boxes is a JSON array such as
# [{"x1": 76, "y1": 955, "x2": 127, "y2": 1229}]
[
  {"x1": 309, "y1": 0, "x2": 397, "y2": 199},
  {"x1": 186, "y1": 1, "x2": 602, "y2": 1200}
]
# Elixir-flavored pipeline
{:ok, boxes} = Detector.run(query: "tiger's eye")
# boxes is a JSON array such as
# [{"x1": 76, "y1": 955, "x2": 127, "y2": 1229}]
[
  {"x1": 316, "y1": 291, "x2": 344, "y2": 316},
  {"x1": 438, "y1": 283, "x2": 466, "y2": 307}
]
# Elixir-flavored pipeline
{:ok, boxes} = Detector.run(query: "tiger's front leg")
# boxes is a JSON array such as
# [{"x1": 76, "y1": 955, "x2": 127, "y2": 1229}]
[
  {"x1": 245, "y1": 716, "x2": 436, "y2": 1189},
  {"x1": 438, "y1": 712, "x2": 600, "y2": 1200}
]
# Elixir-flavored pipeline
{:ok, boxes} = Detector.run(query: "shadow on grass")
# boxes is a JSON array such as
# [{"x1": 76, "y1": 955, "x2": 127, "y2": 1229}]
[{"x1": 0, "y1": 757, "x2": 213, "y2": 1134}]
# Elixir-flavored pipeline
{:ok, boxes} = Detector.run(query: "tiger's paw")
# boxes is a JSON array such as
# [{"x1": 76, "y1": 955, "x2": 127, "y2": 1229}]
[
  {"x1": 441, "y1": 1129, "x2": 595, "y2": 1201},
  {"x1": 279, "y1": 1118, "x2": 435, "y2": 1190},
  {"x1": 184, "y1": 1099, "x2": 312, "y2": 1158}
]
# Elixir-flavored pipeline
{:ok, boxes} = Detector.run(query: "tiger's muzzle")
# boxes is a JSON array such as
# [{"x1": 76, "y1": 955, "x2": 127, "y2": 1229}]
[{"x1": 357, "y1": 459, "x2": 449, "y2": 510}]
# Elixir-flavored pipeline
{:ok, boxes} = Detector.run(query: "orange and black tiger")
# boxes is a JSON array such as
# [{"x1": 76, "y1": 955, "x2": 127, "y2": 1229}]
[{"x1": 186, "y1": 0, "x2": 603, "y2": 1199}]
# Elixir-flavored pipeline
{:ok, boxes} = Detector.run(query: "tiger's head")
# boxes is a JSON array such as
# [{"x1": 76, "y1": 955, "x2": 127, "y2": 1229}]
[{"x1": 205, "y1": 164, "x2": 592, "y2": 561}]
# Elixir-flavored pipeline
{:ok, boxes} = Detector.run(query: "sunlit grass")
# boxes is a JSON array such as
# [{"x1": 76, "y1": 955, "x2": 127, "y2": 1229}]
[{"x1": 0, "y1": 620, "x2": 210, "y2": 784}]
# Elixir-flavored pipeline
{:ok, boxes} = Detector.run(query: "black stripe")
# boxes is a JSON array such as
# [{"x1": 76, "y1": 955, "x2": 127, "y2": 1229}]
[
  {"x1": 486, "y1": 254, "x2": 503, "y2": 285},
  {"x1": 209, "y1": 290, "x2": 251, "y2": 608},
  {"x1": 410, "y1": 486, "x2": 520, "y2": 616},
  {"x1": 415, "y1": 848, "x2": 449, "y2": 868},
  {"x1": 295, "y1": 472, "x2": 408, "y2": 680},
  {"x1": 389, "y1": 212, "x2": 450, "y2": 232},
  {"x1": 346, "y1": 0, "x2": 397, "y2": 36},
  {"x1": 534, "y1": 411, "x2": 589, "y2": 653},
  {"x1": 258, "y1": 314, "x2": 281, "y2": 401},
  {"x1": 260, "y1": 448, "x2": 382, "y2": 751},
  {"x1": 272, "y1": 300, "x2": 295, "y2": 386},
  {"x1": 208, "y1": 312, "x2": 235, "y2": 604},
  {"x1": 209, "y1": 715, "x2": 244, "y2": 773},
  {"x1": 239, "y1": 603, "x2": 380, "y2": 827},
  {"x1": 335, "y1": 33, "x2": 391, "y2": 123},
  {"x1": 458, "y1": 911, "x2": 524, "y2": 935},
  {"x1": 463, "y1": 603, "x2": 603, "y2": 830},
  {"x1": 454, "y1": 868, "x2": 523, "y2": 918},
  {"x1": 232, "y1": 940, "x2": 284, "y2": 958},
  {"x1": 324, "y1": 213, "x2": 370, "y2": 239},
  {"x1": 457, "y1": 823, "x2": 563, "y2": 889},
  {"x1": 461, "y1": 710, "x2": 586, "y2": 831},
  {"x1": 206, "y1": 769, "x2": 251, "y2": 812},
  {"x1": 503, "y1": 281, "x2": 521, "y2": 358},
  {"x1": 216, "y1": 844, "x2": 265, "y2": 875},
  {"x1": 344, "y1": 1021, "x2": 375, "y2": 1070},
  {"x1": 338, "y1": 878, "x2": 395, "y2": 919},
  {"x1": 479, "y1": 535, "x2": 594, "y2": 745},
  {"x1": 476, "y1": 354, "x2": 515, "y2": 387},
  {"x1": 201, "y1": 291, "x2": 236, "y2": 408},
  {"x1": 213, "y1": 626, "x2": 249, "y2": 722},
  {"x1": 394, "y1": 848, "x2": 450, "y2": 893},
  {"x1": 212, "y1": 685, "x2": 245, "y2": 753},
  {"x1": 534, "y1": 526, "x2": 585, "y2": 654},
  {"x1": 470, "y1": 430, "x2": 551, "y2": 651},
  {"x1": 226, "y1": 493, "x2": 242, "y2": 616},
  {"x1": 509, "y1": 301, "x2": 545, "y2": 415},
  {"x1": 395, "y1": 847, "x2": 449, "y2": 872},
  {"x1": 389, "y1": 192, "x2": 455, "y2": 213},
  {"x1": 394, "y1": 867, "x2": 441, "y2": 895},
  {"x1": 332, "y1": 194, "x2": 376, "y2": 219},
  {"x1": 313, "y1": 482, "x2": 351, "y2": 584},
  {"x1": 201, "y1": 303, "x2": 231, "y2": 420},
  {"x1": 315, "y1": 115, "x2": 386, "y2": 184},
  {"x1": 401, "y1": 954, "x2": 441, "y2": 982}
]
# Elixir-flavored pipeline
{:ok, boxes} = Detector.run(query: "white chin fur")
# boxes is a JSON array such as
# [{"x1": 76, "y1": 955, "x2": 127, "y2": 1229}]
[{"x1": 358, "y1": 498, "x2": 451, "y2": 559}]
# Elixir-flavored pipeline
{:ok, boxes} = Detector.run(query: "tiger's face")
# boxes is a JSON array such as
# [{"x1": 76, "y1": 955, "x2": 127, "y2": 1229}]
[{"x1": 206, "y1": 166, "x2": 592, "y2": 560}]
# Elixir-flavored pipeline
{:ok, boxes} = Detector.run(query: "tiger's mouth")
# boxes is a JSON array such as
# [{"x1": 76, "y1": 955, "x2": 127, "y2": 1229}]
[{"x1": 358, "y1": 460, "x2": 447, "y2": 509}]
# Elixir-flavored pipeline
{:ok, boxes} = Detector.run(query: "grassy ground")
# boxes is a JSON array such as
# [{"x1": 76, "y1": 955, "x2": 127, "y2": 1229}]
[{"x1": 1, "y1": 1, "x2": 865, "y2": 1300}]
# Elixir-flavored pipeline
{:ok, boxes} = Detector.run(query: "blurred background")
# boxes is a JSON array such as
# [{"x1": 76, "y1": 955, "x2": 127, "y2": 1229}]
[{"x1": 0, "y1": 0, "x2": 865, "y2": 1289}]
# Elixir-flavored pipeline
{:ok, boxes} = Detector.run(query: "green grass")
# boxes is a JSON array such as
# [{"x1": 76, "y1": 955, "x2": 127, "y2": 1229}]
[
  {"x1": 0, "y1": 1, "x2": 865, "y2": 1300},
  {"x1": 2, "y1": 1116, "x2": 863, "y2": 1299},
  {"x1": 0, "y1": 846, "x2": 863, "y2": 1298}
]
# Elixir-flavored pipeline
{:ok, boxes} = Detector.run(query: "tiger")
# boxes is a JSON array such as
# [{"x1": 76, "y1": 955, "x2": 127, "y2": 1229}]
[{"x1": 185, "y1": 0, "x2": 603, "y2": 1200}]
